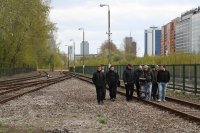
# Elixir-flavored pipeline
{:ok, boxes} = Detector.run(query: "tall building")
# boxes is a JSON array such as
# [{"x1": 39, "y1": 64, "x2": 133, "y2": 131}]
[
  {"x1": 191, "y1": 8, "x2": 200, "y2": 54},
  {"x1": 68, "y1": 46, "x2": 74, "y2": 60},
  {"x1": 144, "y1": 27, "x2": 161, "y2": 56},
  {"x1": 124, "y1": 36, "x2": 137, "y2": 56},
  {"x1": 161, "y1": 18, "x2": 180, "y2": 55},
  {"x1": 80, "y1": 41, "x2": 89, "y2": 56},
  {"x1": 176, "y1": 7, "x2": 200, "y2": 54}
]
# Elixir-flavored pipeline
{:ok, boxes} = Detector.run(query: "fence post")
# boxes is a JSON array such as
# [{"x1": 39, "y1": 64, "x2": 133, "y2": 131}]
[
  {"x1": 173, "y1": 65, "x2": 175, "y2": 90},
  {"x1": 183, "y1": 64, "x2": 185, "y2": 91},
  {"x1": 194, "y1": 64, "x2": 197, "y2": 95},
  {"x1": 120, "y1": 65, "x2": 122, "y2": 79}
]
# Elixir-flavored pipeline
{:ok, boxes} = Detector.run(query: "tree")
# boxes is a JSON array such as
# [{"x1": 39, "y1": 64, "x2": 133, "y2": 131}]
[
  {"x1": 100, "y1": 41, "x2": 117, "y2": 54},
  {"x1": 0, "y1": 0, "x2": 64, "y2": 69}
]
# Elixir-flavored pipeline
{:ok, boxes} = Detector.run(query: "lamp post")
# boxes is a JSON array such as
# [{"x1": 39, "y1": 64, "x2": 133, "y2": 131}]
[
  {"x1": 70, "y1": 39, "x2": 76, "y2": 73},
  {"x1": 65, "y1": 45, "x2": 70, "y2": 70},
  {"x1": 100, "y1": 4, "x2": 111, "y2": 67},
  {"x1": 78, "y1": 28, "x2": 85, "y2": 74}
]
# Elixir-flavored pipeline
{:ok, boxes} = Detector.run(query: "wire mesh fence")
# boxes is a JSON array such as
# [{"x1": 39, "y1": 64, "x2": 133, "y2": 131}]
[
  {"x1": 72, "y1": 64, "x2": 200, "y2": 94},
  {"x1": 0, "y1": 63, "x2": 36, "y2": 77}
]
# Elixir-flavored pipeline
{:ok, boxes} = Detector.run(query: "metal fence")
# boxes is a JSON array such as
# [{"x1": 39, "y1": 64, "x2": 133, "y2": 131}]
[
  {"x1": 71, "y1": 64, "x2": 200, "y2": 94},
  {"x1": 0, "y1": 67, "x2": 36, "y2": 77}
]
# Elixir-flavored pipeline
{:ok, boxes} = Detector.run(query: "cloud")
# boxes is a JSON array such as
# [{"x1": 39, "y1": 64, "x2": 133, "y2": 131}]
[{"x1": 50, "y1": 0, "x2": 198, "y2": 56}]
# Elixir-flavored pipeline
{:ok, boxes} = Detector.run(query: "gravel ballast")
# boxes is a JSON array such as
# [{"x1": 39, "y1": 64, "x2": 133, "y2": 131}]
[{"x1": 0, "y1": 78, "x2": 200, "y2": 133}]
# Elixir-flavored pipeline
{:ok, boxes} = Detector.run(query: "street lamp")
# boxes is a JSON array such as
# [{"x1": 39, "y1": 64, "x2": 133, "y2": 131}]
[
  {"x1": 70, "y1": 39, "x2": 76, "y2": 73},
  {"x1": 65, "y1": 45, "x2": 70, "y2": 70},
  {"x1": 78, "y1": 28, "x2": 85, "y2": 74},
  {"x1": 100, "y1": 4, "x2": 111, "y2": 67}
]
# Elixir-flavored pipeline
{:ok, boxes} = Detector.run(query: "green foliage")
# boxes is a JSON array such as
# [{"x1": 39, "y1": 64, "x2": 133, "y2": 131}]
[
  {"x1": 0, "y1": 121, "x2": 3, "y2": 127},
  {"x1": 76, "y1": 52, "x2": 200, "y2": 67},
  {"x1": 97, "y1": 113, "x2": 106, "y2": 124},
  {"x1": 100, "y1": 41, "x2": 117, "y2": 54},
  {"x1": 99, "y1": 117, "x2": 106, "y2": 124},
  {"x1": 0, "y1": 0, "x2": 64, "y2": 69}
]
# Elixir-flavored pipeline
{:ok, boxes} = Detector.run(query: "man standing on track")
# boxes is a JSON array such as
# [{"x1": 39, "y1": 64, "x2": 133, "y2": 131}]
[
  {"x1": 151, "y1": 65, "x2": 159, "y2": 100},
  {"x1": 134, "y1": 65, "x2": 143, "y2": 98},
  {"x1": 123, "y1": 64, "x2": 135, "y2": 101},
  {"x1": 143, "y1": 65, "x2": 153, "y2": 100},
  {"x1": 92, "y1": 65, "x2": 106, "y2": 105},
  {"x1": 157, "y1": 65, "x2": 170, "y2": 102},
  {"x1": 101, "y1": 64, "x2": 107, "y2": 100},
  {"x1": 106, "y1": 66, "x2": 119, "y2": 101}
]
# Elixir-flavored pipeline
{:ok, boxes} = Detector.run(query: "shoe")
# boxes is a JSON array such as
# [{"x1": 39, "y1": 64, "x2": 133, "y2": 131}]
[
  {"x1": 163, "y1": 99, "x2": 166, "y2": 102},
  {"x1": 100, "y1": 101, "x2": 104, "y2": 105},
  {"x1": 157, "y1": 99, "x2": 161, "y2": 102}
]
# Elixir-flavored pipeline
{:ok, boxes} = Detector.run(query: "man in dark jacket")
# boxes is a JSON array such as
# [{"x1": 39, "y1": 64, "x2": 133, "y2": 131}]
[
  {"x1": 143, "y1": 65, "x2": 153, "y2": 100},
  {"x1": 151, "y1": 65, "x2": 159, "y2": 100},
  {"x1": 157, "y1": 65, "x2": 170, "y2": 102},
  {"x1": 134, "y1": 65, "x2": 143, "y2": 98},
  {"x1": 106, "y1": 66, "x2": 119, "y2": 101},
  {"x1": 123, "y1": 64, "x2": 135, "y2": 101},
  {"x1": 101, "y1": 64, "x2": 107, "y2": 100},
  {"x1": 92, "y1": 66, "x2": 106, "y2": 105}
]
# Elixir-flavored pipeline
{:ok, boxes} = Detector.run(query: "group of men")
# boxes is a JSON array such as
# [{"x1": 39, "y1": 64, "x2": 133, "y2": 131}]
[
  {"x1": 92, "y1": 64, "x2": 170, "y2": 105},
  {"x1": 92, "y1": 65, "x2": 119, "y2": 105},
  {"x1": 124, "y1": 64, "x2": 170, "y2": 102}
]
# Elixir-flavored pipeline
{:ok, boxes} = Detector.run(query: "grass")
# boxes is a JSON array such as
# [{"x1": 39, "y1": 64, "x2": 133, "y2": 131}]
[
  {"x1": 0, "y1": 122, "x2": 45, "y2": 133},
  {"x1": 167, "y1": 89, "x2": 200, "y2": 103},
  {"x1": 85, "y1": 125, "x2": 92, "y2": 129},
  {"x1": 97, "y1": 112, "x2": 107, "y2": 124}
]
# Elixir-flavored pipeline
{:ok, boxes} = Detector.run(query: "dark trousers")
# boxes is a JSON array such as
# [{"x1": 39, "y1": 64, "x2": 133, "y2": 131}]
[
  {"x1": 96, "y1": 86, "x2": 104, "y2": 103},
  {"x1": 102, "y1": 84, "x2": 106, "y2": 99},
  {"x1": 108, "y1": 83, "x2": 117, "y2": 99},
  {"x1": 152, "y1": 82, "x2": 158, "y2": 100},
  {"x1": 135, "y1": 82, "x2": 141, "y2": 98},
  {"x1": 125, "y1": 83, "x2": 134, "y2": 101}
]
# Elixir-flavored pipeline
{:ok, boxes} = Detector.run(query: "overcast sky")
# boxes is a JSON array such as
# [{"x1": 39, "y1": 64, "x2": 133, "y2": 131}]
[{"x1": 50, "y1": 0, "x2": 199, "y2": 56}]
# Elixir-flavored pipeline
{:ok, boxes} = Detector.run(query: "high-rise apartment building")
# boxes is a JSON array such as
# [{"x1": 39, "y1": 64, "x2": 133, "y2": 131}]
[
  {"x1": 124, "y1": 37, "x2": 137, "y2": 56},
  {"x1": 176, "y1": 7, "x2": 200, "y2": 54},
  {"x1": 80, "y1": 41, "x2": 89, "y2": 56},
  {"x1": 161, "y1": 18, "x2": 180, "y2": 55},
  {"x1": 144, "y1": 27, "x2": 161, "y2": 56},
  {"x1": 191, "y1": 8, "x2": 200, "y2": 54}
]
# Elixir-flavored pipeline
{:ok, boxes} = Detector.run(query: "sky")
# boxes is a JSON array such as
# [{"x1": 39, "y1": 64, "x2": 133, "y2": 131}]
[{"x1": 49, "y1": 0, "x2": 199, "y2": 56}]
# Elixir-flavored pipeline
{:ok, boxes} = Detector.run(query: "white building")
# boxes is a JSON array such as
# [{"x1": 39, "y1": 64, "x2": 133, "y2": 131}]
[
  {"x1": 68, "y1": 46, "x2": 74, "y2": 60},
  {"x1": 176, "y1": 7, "x2": 200, "y2": 54},
  {"x1": 192, "y1": 8, "x2": 200, "y2": 54},
  {"x1": 144, "y1": 27, "x2": 161, "y2": 56}
]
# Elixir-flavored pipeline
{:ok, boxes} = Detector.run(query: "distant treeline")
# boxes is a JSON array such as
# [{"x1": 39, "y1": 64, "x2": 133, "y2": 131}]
[{"x1": 74, "y1": 52, "x2": 200, "y2": 66}]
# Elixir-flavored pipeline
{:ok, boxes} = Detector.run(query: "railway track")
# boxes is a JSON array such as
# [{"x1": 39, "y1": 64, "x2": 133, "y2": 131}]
[
  {"x1": 0, "y1": 72, "x2": 46, "y2": 87},
  {"x1": 0, "y1": 72, "x2": 74, "y2": 104},
  {"x1": 75, "y1": 73, "x2": 200, "y2": 124},
  {"x1": 0, "y1": 71, "x2": 58, "y2": 89}
]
